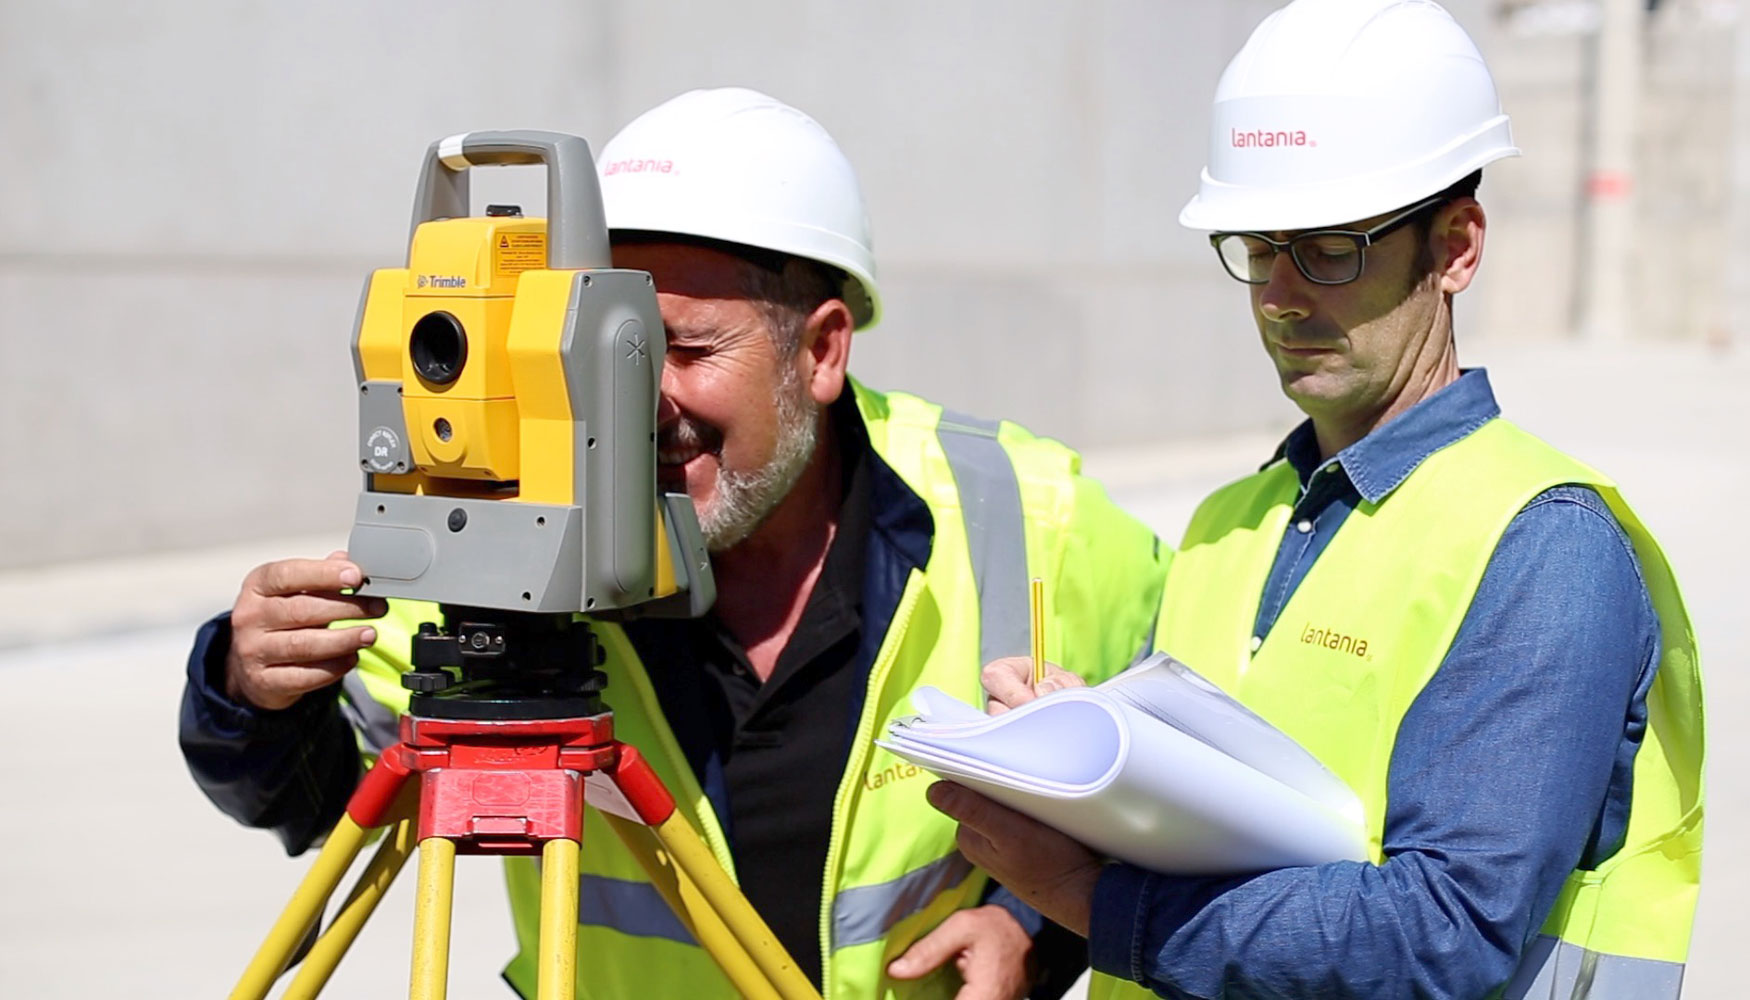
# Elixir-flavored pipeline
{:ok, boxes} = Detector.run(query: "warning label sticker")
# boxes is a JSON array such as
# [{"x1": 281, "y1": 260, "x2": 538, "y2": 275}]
[{"x1": 495, "y1": 232, "x2": 547, "y2": 274}]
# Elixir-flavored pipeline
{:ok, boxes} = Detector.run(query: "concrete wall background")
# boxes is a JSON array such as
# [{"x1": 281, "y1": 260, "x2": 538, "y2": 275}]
[
  {"x1": 1482, "y1": 0, "x2": 1739, "y2": 345},
  {"x1": 6, "y1": 0, "x2": 1735, "y2": 570}
]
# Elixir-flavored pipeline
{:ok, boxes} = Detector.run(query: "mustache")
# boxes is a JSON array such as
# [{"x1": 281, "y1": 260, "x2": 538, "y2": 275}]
[
  {"x1": 1265, "y1": 321, "x2": 1342, "y2": 349},
  {"x1": 658, "y1": 418, "x2": 723, "y2": 456}
]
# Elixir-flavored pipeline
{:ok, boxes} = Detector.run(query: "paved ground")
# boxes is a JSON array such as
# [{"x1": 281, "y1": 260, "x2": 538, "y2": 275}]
[{"x1": 0, "y1": 338, "x2": 1741, "y2": 997}]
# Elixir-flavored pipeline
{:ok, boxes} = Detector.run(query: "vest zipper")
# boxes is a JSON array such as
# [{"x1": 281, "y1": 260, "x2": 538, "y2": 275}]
[{"x1": 817, "y1": 568, "x2": 927, "y2": 995}]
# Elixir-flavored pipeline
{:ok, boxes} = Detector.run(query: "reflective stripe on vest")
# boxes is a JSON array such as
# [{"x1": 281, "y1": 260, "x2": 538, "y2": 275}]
[
  {"x1": 566, "y1": 752, "x2": 980, "y2": 954},
  {"x1": 832, "y1": 851, "x2": 976, "y2": 950},
  {"x1": 340, "y1": 672, "x2": 400, "y2": 755},
  {"x1": 576, "y1": 874, "x2": 694, "y2": 946},
  {"x1": 573, "y1": 859, "x2": 983, "y2": 954},
  {"x1": 1502, "y1": 935, "x2": 1684, "y2": 1000},
  {"x1": 935, "y1": 409, "x2": 1030, "y2": 665}
]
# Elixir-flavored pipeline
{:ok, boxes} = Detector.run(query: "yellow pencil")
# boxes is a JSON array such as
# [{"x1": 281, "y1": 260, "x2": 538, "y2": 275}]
[{"x1": 1029, "y1": 577, "x2": 1046, "y2": 687}]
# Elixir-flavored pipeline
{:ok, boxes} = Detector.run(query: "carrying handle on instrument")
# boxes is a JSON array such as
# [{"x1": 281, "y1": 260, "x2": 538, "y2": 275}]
[{"x1": 408, "y1": 129, "x2": 610, "y2": 270}]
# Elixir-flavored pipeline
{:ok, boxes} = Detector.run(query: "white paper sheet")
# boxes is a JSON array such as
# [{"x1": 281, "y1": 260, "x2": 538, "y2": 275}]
[{"x1": 877, "y1": 653, "x2": 1368, "y2": 875}]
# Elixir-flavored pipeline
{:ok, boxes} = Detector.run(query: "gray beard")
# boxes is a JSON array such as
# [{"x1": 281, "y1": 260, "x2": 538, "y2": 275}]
[{"x1": 697, "y1": 367, "x2": 821, "y2": 553}]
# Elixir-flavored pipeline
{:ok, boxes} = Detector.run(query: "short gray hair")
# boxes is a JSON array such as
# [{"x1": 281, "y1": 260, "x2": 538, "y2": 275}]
[
  {"x1": 611, "y1": 231, "x2": 843, "y2": 357},
  {"x1": 735, "y1": 255, "x2": 842, "y2": 358}
]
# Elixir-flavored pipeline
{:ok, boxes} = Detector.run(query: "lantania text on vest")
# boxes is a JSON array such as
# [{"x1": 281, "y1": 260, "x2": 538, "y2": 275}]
[{"x1": 1300, "y1": 621, "x2": 1370, "y2": 658}]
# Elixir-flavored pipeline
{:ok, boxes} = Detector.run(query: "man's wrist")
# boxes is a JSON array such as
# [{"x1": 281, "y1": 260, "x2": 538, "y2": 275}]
[
  {"x1": 1088, "y1": 863, "x2": 1154, "y2": 983},
  {"x1": 188, "y1": 612, "x2": 332, "y2": 737}
]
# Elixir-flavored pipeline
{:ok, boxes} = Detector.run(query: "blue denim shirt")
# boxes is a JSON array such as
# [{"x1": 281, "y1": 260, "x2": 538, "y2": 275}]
[{"x1": 1089, "y1": 370, "x2": 1661, "y2": 999}]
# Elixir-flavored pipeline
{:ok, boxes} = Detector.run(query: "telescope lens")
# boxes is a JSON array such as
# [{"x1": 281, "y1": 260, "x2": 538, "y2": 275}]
[{"x1": 410, "y1": 311, "x2": 467, "y2": 386}]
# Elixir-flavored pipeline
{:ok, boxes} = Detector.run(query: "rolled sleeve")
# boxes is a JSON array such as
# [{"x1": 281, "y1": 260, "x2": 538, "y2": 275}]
[
  {"x1": 1091, "y1": 863, "x2": 1165, "y2": 987},
  {"x1": 178, "y1": 612, "x2": 360, "y2": 854}
]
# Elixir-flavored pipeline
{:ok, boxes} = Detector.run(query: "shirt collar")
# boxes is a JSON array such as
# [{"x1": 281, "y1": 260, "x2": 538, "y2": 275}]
[
  {"x1": 1266, "y1": 368, "x2": 1501, "y2": 504},
  {"x1": 809, "y1": 396, "x2": 874, "y2": 619}
]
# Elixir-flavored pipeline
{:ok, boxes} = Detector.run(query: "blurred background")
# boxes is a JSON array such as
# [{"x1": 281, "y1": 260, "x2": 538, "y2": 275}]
[{"x1": 1, "y1": 0, "x2": 1744, "y2": 996}]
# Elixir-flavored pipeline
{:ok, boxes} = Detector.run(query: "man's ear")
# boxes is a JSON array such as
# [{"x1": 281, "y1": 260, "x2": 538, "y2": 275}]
[
  {"x1": 798, "y1": 299, "x2": 854, "y2": 406},
  {"x1": 1433, "y1": 198, "x2": 1487, "y2": 295}
]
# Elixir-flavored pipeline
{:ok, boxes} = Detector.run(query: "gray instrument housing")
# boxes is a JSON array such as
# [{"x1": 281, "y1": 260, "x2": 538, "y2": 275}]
[{"x1": 346, "y1": 129, "x2": 712, "y2": 618}]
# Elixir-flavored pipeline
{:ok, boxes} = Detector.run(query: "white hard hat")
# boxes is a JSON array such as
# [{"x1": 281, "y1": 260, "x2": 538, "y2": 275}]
[
  {"x1": 1179, "y1": 0, "x2": 1521, "y2": 232},
  {"x1": 597, "y1": 87, "x2": 882, "y2": 330}
]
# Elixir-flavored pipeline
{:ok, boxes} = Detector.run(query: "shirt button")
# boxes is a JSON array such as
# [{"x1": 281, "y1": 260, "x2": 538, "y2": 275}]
[
  {"x1": 1295, "y1": 519, "x2": 1313, "y2": 534},
  {"x1": 1324, "y1": 462, "x2": 1339, "y2": 474},
  {"x1": 1250, "y1": 635, "x2": 1263, "y2": 652}
]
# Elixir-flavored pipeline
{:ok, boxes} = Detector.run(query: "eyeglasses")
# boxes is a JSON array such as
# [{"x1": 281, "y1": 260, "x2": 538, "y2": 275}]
[{"x1": 1209, "y1": 195, "x2": 1446, "y2": 286}]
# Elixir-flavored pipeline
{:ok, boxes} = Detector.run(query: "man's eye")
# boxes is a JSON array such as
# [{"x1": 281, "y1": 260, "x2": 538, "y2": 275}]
[
  {"x1": 1303, "y1": 238, "x2": 1358, "y2": 259},
  {"x1": 1231, "y1": 238, "x2": 1273, "y2": 260}
]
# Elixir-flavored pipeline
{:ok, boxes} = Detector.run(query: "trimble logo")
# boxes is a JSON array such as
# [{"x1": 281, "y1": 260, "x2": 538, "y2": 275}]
[
  {"x1": 602, "y1": 158, "x2": 675, "y2": 176},
  {"x1": 1231, "y1": 128, "x2": 1317, "y2": 149}
]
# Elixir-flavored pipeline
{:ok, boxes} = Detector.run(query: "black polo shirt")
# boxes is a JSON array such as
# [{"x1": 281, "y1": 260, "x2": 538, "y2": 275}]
[{"x1": 621, "y1": 404, "x2": 872, "y2": 990}]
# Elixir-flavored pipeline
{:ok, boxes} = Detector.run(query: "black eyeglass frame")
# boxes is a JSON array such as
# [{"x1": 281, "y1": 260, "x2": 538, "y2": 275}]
[{"x1": 1208, "y1": 194, "x2": 1449, "y2": 286}]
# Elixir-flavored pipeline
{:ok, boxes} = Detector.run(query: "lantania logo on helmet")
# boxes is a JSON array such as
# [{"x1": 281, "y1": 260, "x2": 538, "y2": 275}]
[
  {"x1": 1230, "y1": 128, "x2": 1317, "y2": 149},
  {"x1": 602, "y1": 158, "x2": 676, "y2": 176}
]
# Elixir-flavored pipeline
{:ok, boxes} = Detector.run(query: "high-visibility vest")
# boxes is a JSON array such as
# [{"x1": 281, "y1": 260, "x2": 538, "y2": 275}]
[
  {"x1": 1092, "y1": 417, "x2": 1703, "y2": 1000},
  {"x1": 346, "y1": 378, "x2": 1170, "y2": 999}
]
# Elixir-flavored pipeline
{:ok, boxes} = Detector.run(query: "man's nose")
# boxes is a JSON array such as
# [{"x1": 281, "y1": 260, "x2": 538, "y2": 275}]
[
  {"x1": 1256, "y1": 249, "x2": 1313, "y2": 323},
  {"x1": 656, "y1": 362, "x2": 682, "y2": 424}
]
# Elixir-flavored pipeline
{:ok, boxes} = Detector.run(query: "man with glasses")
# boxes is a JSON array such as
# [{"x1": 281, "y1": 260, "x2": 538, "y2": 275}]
[{"x1": 931, "y1": 1, "x2": 1704, "y2": 998}]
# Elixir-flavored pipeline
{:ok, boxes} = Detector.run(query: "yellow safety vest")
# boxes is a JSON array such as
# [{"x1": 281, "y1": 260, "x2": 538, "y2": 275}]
[
  {"x1": 347, "y1": 378, "x2": 1169, "y2": 999},
  {"x1": 1092, "y1": 417, "x2": 1702, "y2": 1000}
]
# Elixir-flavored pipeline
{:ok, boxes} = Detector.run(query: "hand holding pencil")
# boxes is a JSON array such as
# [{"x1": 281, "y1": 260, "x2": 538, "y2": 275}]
[{"x1": 981, "y1": 578, "x2": 1085, "y2": 714}]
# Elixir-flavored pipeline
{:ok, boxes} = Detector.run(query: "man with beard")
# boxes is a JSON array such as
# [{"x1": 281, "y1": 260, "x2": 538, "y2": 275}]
[
  {"x1": 179, "y1": 88, "x2": 1169, "y2": 999},
  {"x1": 929, "y1": 2, "x2": 1704, "y2": 998}
]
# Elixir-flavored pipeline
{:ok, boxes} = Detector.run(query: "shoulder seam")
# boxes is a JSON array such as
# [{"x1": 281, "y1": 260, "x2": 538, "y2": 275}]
[{"x1": 1514, "y1": 484, "x2": 1653, "y2": 613}]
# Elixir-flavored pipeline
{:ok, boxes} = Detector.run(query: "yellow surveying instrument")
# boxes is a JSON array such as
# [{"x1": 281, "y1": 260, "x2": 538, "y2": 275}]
[{"x1": 229, "y1": 130, "x2": 819, "y2": 1000}]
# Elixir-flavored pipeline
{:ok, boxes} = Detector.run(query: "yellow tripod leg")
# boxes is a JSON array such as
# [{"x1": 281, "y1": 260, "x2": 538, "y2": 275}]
[
  {"x1": 229, "y1": 813, "x2": 376, "y2": 1000},
  {"x1": 280, "y1": 810, "x2": 420, "y2": 999},
  {"x1": 647, "y1": 812, "x2": 822, "y2": 1000},
  {"x1": 409, "y1": 837, "x2": 457, "y2": 1000},
  {"x1": 603, "y1": 814, "x2": 782, "y2": 1000},
  {"x1": 537, "y1": 838, "x2": 581, "y2": 1000}
]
